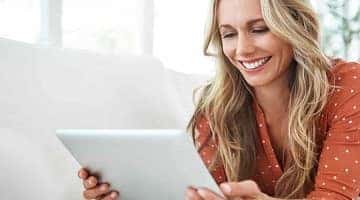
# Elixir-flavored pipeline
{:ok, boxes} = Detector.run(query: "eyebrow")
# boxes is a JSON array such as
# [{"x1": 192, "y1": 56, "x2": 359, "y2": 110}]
[{"x1": 218, "y1": 18, "x2": 265, "y2": 29}]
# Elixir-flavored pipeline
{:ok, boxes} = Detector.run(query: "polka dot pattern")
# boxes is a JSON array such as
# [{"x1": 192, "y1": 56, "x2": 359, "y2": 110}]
[{"x1": 194, "y1": 61, "x2": 360, "y2": 199}]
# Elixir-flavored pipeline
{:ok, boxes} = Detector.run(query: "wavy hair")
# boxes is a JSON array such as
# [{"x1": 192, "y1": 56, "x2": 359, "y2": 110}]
[{"x1": 187, "y1": 0, "x2": 334, "y2": 198}]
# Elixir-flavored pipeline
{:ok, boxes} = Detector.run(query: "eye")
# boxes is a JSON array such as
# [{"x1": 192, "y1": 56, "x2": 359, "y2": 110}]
[
  {"x1": 251, "y1": 27, "x2": 269, "y2": 34},
  {"x1": 222, "y1": 32, "x2": 237, "y2": 39}
]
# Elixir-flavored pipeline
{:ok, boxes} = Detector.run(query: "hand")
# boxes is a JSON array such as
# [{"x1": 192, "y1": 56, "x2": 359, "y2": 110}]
[
  {"x1": 78, "y1": 168, "x2": 119, "y2": 200},
  {"x1": 185, "y1": 180, "x2": 277, "y2": 200}
]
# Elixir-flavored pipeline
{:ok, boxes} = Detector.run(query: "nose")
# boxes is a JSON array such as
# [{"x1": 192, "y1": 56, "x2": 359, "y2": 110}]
[{"x1": 235, "y1": 33, "x2": 255, "y2": 56}]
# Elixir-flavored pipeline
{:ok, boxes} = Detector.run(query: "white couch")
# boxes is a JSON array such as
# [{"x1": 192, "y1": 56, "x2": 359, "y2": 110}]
[{"x1": 0, "y1": 38, "x2": 208, "y2": 199}]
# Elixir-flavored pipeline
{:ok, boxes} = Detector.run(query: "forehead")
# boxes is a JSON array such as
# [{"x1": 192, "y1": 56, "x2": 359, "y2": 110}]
[{"x1": 217, "y1": 0, "x2": 263, "y2": 26}]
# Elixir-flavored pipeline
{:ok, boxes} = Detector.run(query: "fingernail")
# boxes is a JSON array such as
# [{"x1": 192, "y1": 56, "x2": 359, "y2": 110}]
[
  {"x1": 220, "y1": 183, "x2": 232, "y2": 193},
  {"x1": 100, "y1": 184, "x2": 108, "y2": 191},
  {"x1": 110, "y1": 191, "x2": 118, "y2": 198}
]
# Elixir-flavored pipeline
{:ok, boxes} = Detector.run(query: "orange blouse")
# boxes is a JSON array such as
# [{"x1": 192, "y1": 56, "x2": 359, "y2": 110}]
[{"x1": 195, "y1": 60, "x2": 360, "y2": 199}]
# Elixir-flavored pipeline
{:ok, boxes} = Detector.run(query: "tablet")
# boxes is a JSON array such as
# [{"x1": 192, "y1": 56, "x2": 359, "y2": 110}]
[{"x1": 56, "y1": 129, "x2": 223, "y2": 200}]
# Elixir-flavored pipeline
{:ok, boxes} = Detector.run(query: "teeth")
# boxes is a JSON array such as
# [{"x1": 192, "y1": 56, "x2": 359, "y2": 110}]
[{"x1": 242, "y1": 57, "x2": 269, "y2": 69}]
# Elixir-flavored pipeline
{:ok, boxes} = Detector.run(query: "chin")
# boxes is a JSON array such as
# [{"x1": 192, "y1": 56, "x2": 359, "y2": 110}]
[{"x1": 243, "y1": 78, "x2": 269, "y2": 88}]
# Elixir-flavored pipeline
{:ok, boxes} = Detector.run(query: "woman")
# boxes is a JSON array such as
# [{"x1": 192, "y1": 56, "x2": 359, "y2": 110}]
[{"x1": 78, "y1": 0, "x2": 360, "y2": 199}]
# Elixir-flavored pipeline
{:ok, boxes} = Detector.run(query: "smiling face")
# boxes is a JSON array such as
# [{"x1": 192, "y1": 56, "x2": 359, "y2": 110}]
[{"x1": 217, "y1": 0, "x2": 294, "y2": 89}]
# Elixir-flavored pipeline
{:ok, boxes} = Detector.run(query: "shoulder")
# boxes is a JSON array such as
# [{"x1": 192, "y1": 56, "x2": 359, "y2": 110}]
[
  {"x1": 324, "y1": 59, "x2": 360, "y2": 129},
  {"x1": 328, "y1": 59, "x2": 360, "y2": 86},
  {"x1": 326, "y1": 60, "x2": 360, "y2": 111},
  {"x1": 310, "y1": 62, "x2": 360, "y2": 200}
]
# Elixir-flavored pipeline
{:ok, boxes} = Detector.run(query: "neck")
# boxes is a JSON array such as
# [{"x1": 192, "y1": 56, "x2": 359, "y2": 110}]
[
  {"x1": 255, "y1": 87, "x2": 289, "y2": 116},
  {"x1": 253, "y1": 78, "x2": 290, "y2": 118}
]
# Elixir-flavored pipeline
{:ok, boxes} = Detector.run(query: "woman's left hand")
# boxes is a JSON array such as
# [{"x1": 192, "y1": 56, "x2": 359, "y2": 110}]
[{"x1": 185, "y1": 180, "x2": 278, "y2": 200}]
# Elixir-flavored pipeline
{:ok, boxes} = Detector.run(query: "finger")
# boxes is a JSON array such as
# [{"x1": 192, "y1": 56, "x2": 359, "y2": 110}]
[
  {"x1": 185, "y1": 187, "x2": 203, "y2": 200},
  {"x1": 78, "y1": 168, "x2": 89, "y2": 180},
  {"x1": 197, "y1": 187, "x2": 224, "y2": 200},
  {"x1": 101, "y1": 191, "x2": 119, "y2": 200},
  {"x1": 83, "y1": 176, "x2": 98, "y2": 189},
  {"x1": 220, "y1": 180, "x2": 264, "y2": 199},
  {"x1": 83, "y1": 183, "x2": 110, "y2": 199}
]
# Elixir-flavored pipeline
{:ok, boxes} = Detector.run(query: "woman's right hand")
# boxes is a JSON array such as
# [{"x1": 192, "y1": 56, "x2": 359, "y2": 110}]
[{"x1": 78, "y1": 168, "x2": 119, "y2": 200}]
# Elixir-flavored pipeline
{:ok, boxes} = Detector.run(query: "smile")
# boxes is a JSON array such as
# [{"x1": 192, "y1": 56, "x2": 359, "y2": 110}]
[{"x1": 239, "y1": 56, "x2": 272, "y2": 70}]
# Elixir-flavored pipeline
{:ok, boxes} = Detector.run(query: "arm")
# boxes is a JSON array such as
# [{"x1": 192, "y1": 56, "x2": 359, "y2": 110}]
[{"x1": 307, "y1": 63, "x2": 360, "y2": 200}]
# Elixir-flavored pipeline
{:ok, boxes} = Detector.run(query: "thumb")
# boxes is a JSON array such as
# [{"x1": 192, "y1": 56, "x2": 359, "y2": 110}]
[{"x1": 220, "y1": 180, "x2": 267, "y2": 199}]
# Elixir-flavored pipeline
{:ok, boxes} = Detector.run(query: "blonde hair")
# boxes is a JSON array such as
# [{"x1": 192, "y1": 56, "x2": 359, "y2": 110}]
[{"x1": 187, "y1": 0, "x2": 334, "y2": 198}]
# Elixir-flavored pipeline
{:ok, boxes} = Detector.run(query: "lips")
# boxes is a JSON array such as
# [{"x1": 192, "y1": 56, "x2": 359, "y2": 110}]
[{"x1": 238, "y1": 56, "x2": 272, "y2": 70}]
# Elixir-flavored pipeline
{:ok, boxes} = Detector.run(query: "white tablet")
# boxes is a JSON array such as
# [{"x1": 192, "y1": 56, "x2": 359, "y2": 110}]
[{"x1": 56, "y1": 129, "x2": 222, "y2": 200}]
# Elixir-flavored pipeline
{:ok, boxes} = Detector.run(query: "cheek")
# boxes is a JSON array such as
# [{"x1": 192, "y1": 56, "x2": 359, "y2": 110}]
[
  {"x1": 257, "y1": 33, "x2": 289, "y2": 52},
  {"x1": 222, "y1": 47, "x2": 232, "y2": 62},
  {"x1": 256, "y1": 36, "x2": 280, "y2": 52},
  {"x1": 277, "y1": 46, "x2": 294, "y2": 75},
  {"x1": 278, "y1": 43, "x2": 294, "y2": 66},
  {"x1": 222, "y1": 41, "x2": 237, "y2": 61},
  {"x1": 223, "y1": 49, "x2": 231, "y2": 61},
  {"x1": 260, "y1": 35, "x2": 294, "y2": 61},
  {"x1": 283, "y1": 45, "x2": 294, "y2": 58}
]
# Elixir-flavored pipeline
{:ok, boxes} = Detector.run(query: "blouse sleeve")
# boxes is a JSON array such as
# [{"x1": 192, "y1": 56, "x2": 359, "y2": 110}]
[
  {"x1": 193, "y1": 116, "x2": 227, "y2": 184},
  {"x1": 307, "y1": 62, "x2": 360, "y2": 200}
]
